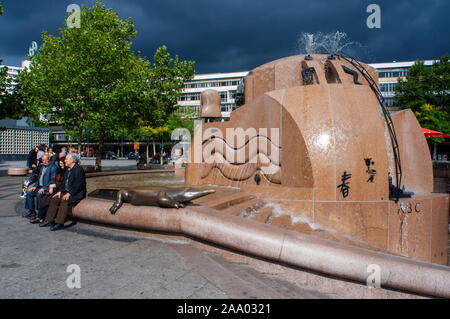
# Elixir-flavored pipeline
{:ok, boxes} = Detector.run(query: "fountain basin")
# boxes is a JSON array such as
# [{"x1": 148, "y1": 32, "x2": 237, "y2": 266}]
[{"x1": 72, "y1": 195, "x2": 450, "y2": 298}]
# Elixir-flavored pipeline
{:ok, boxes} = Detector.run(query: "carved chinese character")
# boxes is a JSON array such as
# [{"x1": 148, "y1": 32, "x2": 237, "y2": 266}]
[
  {"x1": 364, "y1": 158, "x2": 377, "y2": 183},
  {"x1": 337, "y1": 171, "x2": 352, "y2": 198}
]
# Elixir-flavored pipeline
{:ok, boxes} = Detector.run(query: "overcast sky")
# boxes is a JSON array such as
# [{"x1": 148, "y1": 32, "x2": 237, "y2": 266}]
[{"x1": 1, "y1": 0, "x2": 449, "y2": 73}]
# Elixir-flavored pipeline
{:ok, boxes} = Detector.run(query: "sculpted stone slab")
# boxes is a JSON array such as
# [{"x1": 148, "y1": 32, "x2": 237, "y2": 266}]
[{"x1": 8, "y1": 167, "x2": 28, "y2": 176}]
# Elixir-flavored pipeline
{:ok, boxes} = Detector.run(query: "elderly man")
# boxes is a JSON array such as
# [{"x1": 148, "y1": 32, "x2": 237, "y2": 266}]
[
  {"x1": 59, "y1": 146, "x2": 67, "y2": 158},
  {"x1": 39, "y1": 153, "x2": 86, "y2": 231},
  {"x1": 24, "y1": 154, "x2": 57, "y2": 220}
]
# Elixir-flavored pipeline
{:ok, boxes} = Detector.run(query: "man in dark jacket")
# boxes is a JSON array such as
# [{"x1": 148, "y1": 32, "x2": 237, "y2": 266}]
[
  {"x1": 39, "y1": 153, "x2": 86, "y2": 231},
  {"x1": 24, "y1": 154, "x2": 57, "y2": 219},
  {"x1": 26, "y1": 146, "x2": 39, "y2": 170}
]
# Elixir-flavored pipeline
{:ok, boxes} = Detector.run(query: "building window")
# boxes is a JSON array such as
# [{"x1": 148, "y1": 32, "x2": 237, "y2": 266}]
[
  {"x1": 178, "y1": 92, "x2": 200, "y2": 102},
  {"x1": 220, "y1": 92, "x2": 227, "y2": 102},
  {"x1": 54, "y1": 133, "x2": 67, "y2": 142}
]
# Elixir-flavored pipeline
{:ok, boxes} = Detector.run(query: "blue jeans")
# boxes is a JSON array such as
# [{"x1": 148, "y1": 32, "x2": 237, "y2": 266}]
[{"x1": 25, "y1": 187, "x2": 45, "y2": 212}]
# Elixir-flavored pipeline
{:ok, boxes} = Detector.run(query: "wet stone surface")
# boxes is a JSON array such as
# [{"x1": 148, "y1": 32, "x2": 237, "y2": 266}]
[{"x1": 86, "y1": 172, "x2": 183, "y2": 194}]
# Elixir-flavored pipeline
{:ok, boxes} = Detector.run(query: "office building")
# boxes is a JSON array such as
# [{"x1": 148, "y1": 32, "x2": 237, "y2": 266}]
[
  {"x1": 0, "y1": 62, "x2": 49, "y2": 160},
  {"x1": 177, "y1": 71, "x2": 249, "y2": 118},
  {"x1": 368, "y1": 60, "x2": 436, "y2": 108},
  {"x1": 177, "y1": 60, "x2": 437, "y2": 117}
]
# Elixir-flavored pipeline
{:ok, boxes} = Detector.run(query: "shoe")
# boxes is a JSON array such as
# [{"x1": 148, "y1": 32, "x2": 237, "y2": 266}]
[
  {"x1": 30, "y1": 217, "x2": 42, "y2": 224},
  {"x1": 23, "y1": 210, "x2": 35, "y2": 218},
  {"x1": 39, "y1": 221, "x2": 53, "y2": 227},
  {"x1": 50, "y1": 224, "x2": 64, "y2": 231},
  {"x1": 27, "y1": 213, "x2": 37, "y2": 220}
]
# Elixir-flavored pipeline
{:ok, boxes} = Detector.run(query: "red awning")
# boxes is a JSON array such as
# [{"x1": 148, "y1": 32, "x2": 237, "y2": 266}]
[{"x1": 422, "y1": 127, "x2": 450, "y2": 138}]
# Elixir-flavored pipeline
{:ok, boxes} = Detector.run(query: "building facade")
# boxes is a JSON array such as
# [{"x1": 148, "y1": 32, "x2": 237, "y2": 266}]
[
  {"x1": 368, "y1": 60, "x2": 436, "y2": 108},
  {"x1": 1, "y1": 62, "x2": 50, "y2": 160},
  {"x1": 176, "y1": 59, "x2": 438, "y2": 117},
  {"x1": 1, "y1": 65, "x2": 22, "y2": 94},
  {"x1": 177, "y1": 71, "x2": 249, "y2": 118},
  {"x1": 0, "y1": 118, "x2": 49, "y2": 161}
]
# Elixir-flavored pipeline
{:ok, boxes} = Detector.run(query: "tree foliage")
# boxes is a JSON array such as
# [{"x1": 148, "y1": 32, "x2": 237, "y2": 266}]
[
  {"x1": 0, "y1": 1, "x2": 7, "y2": 119},
  {"x1": 127, "y1": 111, "x2": 194, "y2": 163},
  {"x1": 143, "y1": 46, "x2": 195, "y2": 128},
  {"x1": 19, "y1": 0, "x2": 194, "y2": 169},
  {"x1": 414, "y1": 104, "x2": 450, "y2": 143},
  {"x1": 0, "y1": 71, "x2": 24, "y2": 120},
  {"x1": 394, "y1": 55, "x2": 450, "y2": 137},
  {"x1": 135, "y1": 112, "x2": 195, "y2": 142}
]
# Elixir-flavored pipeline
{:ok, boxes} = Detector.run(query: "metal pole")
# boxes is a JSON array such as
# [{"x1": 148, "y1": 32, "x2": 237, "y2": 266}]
[
  {"x1": 121, "y1": 129, "x2": 124, "y2": 158},
  {"x1": 433, "y1": 142, "x2": 437, "y2": 160}
]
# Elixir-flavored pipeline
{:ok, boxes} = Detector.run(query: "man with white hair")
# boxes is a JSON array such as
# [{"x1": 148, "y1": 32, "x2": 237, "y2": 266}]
[
  {"x1": 36, "y1": 144, "x2": 46, "y2": 163},
  {"x1": 39, "y1": 153, "x2": 86, "y2": 231},
  {"x1": 59, "y1": 146, "x2": 67, "y2": 158}
]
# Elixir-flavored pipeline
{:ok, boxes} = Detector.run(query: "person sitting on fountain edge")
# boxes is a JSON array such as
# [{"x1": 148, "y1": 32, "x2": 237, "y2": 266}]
[
  {"x1": 24, "y1": 154, "x2": 57, "y2": 220},
  {"x1": 31, "y1": 157, "x2": 67, "y2": 224},
  {"x1": 39, "y1": 153, "x2": 86, "y2": 231},
  {"x1": 26, "y1": 146, "x2": 39, "y2": 171}
]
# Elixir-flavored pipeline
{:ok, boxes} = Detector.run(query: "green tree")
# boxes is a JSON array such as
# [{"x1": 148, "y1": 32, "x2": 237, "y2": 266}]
[
  {"x1": 19, "y1": 0, "x2": 194, "y2": 170},
  {"x1": 414, "y1": 104, "x2": 450, "y2": 143},
  {"x1": 129, "y1": 112, "x2": 194, "y2": 164},
  {"x1": 395, "y1": 60, "x2": 433, "y2": 113},
  {"x1": 0, "y1": 66, "x2": 11, "y2": 118},
  {"x1": 1, "y1": 1, "x2": 5, "y2": 94},
  {"x1": 429, "y1": 55, "x2": 450, "y2": 113},
  {"x1": 394, "y1": 55, "x2": 450, "y2": 136},
  {"x1": 0, "y1": 1, "x2": 8, "y2": 120},
  {"x1": 0, "y1": 74, "x2": 24, "y2": 120},
  {"x1": 143, "y1": 46, "x2": 195, "y2": 128}
]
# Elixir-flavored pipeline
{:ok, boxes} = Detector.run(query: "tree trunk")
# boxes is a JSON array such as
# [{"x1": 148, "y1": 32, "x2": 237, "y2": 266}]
[
  {"x1": 153, "y1": 140, "x2": 156, "y2": 162},
  {"x1": 78, "y1": 121, "x2": 83, "y2": 154},
  {"x1": 95, "y1": 129, "x2": 104, "y2": 172},
  {"x1": 160, "y1": 141, "x2": 163, "y2": 165},
  {"x1": 146, "y1": 138, "x2": 149, "y2": 165}
]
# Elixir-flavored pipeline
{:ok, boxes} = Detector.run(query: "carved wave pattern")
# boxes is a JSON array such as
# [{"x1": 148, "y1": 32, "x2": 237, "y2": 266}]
[{"x1": 200, "y1": 135, "x2": 282, "y2": 184}]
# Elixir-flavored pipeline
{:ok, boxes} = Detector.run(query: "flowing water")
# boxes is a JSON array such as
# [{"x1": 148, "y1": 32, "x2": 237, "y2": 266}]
[{"x1": 298, "y1": 31, "x2": 374, "y2": 61}]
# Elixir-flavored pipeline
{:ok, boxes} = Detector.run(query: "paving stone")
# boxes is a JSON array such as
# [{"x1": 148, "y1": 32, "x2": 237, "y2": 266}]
[
  {"x1": 188, "y1": 283, "x2": 229, "y2": 299},
  {"x1": 151, "y1": 270, "x2": 213, "y2": 299}
]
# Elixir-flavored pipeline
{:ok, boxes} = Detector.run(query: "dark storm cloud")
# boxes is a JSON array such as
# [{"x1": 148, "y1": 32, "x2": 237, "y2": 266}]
[{"x1": 1, "y1": 0, "x2": 449, "y2": 73}]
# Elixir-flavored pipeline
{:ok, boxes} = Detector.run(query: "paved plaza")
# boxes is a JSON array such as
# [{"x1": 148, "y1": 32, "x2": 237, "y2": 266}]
[
  {"x1": 1, "y1": 160, "x2": 446, "y2": 299},
  {"x1": 0, "y1": 172, "x2": 332, "y2": 299}
]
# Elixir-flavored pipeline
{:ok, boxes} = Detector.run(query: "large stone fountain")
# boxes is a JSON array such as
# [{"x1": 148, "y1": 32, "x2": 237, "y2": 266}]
[
  {"x1": 186, "y1": 53, "x2": 448, "y2": 265},
  {"x1": 78, "y1": 54, "x2": 450, "y2": 297}
]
